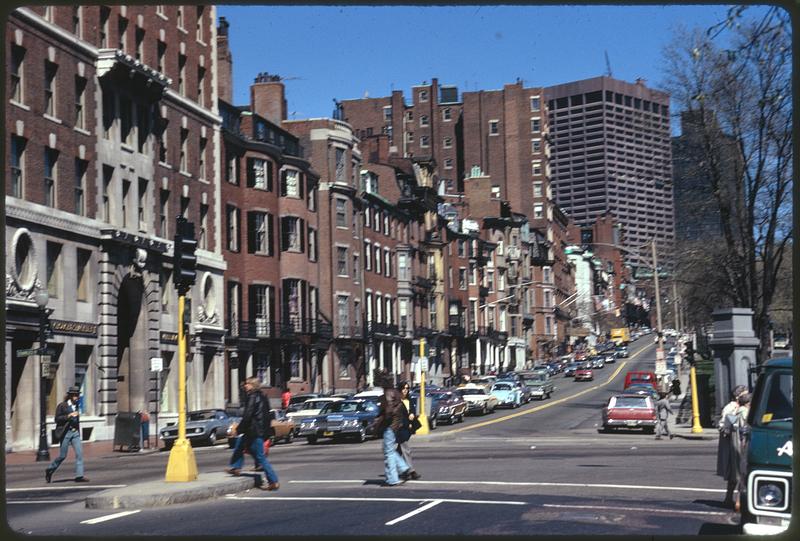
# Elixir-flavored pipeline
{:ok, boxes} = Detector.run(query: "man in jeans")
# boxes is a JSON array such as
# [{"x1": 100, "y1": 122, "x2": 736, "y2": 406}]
[
  {"x1": 46, "y1": 386, "x2": 89, "y2": 483},
  {"x1": 655, "y1": 391, "x2": 674, "y2": 440},
  {"x1": 372, "y1": 370, "x2": 410, "y2": 486},
  {"x1": 225, "y1": 377, "x2": 279, "y2": 490}
]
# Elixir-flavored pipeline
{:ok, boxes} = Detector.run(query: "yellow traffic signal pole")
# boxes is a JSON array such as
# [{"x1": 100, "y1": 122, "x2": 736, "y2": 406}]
[
  {"x1": 416, "y1": 338, "x2": 430, "y2": 435},
  {"x1": 165, "y1": 293, "x2": 198, "y2": 481},
  {"x1": 689, "y1": 361, "x2": 703, "y2": 434}
]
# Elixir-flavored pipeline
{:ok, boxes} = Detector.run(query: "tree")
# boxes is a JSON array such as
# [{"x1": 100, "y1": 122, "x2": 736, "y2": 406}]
[{"x1": 662, "y1": 7, "x2": 792, "y2": 362}]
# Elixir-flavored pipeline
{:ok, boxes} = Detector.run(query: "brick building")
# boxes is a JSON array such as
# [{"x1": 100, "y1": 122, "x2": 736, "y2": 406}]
[{"x1": 5, "y1": 5, "x2": 224, "y2": 451}]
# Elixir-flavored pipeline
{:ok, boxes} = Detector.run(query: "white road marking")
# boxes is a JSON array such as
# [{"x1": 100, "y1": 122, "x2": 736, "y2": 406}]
[
  {"x1": 7, "y1": 485, "x2": 126, "y2": 492},
  {"x1": 289, "y1": 479, "x2": 726, "y2": 493},
  {"x1": 227, "y1": 495, "x2": 526, "y2": 505},
  {"x1": 385, "y1": 500, "x2": 442, "y2": 525},
  {"x1": 543, "y1": 503, "x2": 730, "y2": 516},
  {"x1": 80, "y1": 510, "x2": 141, "y2": 524},
  {"x1": 7, "y1": 499, "x2": 75, "y2": 504}
]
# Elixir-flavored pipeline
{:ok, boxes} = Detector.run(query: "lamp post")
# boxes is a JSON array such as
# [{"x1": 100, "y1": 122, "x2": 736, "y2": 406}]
[{"x1": 34, "y1": 289, "x2": 50, "y2": 462}]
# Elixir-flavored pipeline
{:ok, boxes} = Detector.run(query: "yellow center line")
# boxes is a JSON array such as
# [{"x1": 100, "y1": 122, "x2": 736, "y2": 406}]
[{"x1": 447, "y1": 345, "x2": 651, "y2": 434}]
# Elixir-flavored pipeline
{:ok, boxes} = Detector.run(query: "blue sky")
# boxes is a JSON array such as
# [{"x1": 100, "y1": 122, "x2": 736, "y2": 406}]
[{"x1": 218, "y1": 4, "x2": 766, "y2": 121}]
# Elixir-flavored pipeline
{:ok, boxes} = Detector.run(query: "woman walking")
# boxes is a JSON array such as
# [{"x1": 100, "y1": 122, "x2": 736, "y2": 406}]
[
  {"x1": 397, "y1": 381, "x2": 422, "y2": 480},
  {"x1": 716, "y1": 385, "x2": 746, "y2": 507},
  {"x1": 372, "y1": 370, "x2": 410, "y2": 486}
]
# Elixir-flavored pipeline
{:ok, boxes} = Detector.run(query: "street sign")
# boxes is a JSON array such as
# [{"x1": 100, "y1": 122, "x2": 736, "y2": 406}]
[
  {"x1": 17, "y1": 347, "x2": 55, "y2": 357},
  {"x1": 655, "y1": 347, "x2": 666, "y2": 372},
  {"x1": 150, "y1": 357, "x2": 164, "y2": 372},
  {"x1": 419, "y1": 357, "x2": 429, "y2": 372},
  {"x1": 41, "y1": 357, "x2": 51, "y2": 378}
]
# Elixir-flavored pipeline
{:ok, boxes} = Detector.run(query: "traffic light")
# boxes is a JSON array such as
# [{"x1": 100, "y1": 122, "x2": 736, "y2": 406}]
[
  {"x1": 174, "y1": 217, "x2": 197, "y2": 294},
  {"x1": 684, "y1": 341, "x2": 695, "y2": 366}
]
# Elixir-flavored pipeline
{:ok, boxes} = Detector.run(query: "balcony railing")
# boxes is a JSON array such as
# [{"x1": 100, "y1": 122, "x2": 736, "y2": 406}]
[
  {"x1": 229, "y1": 318, "x2": 332, "y2": 339},
  {"x1": 413, "y1": 275, "x2": 434, "y2": 289},
  {"x1": 448, "y1": 325, "x2": 466, "y2": 337},
  {"x1": 336, "y1": 325, "x2": 364, "y2": 339},
  {"x1": 228, "y1": 319, "x2": 276, "y2": 339},
  {"x1": 368, "y1": 321, "x2": 399, "y2": 336},
  {"x1": 414, "y1": 326, "x2": 438, "y2": 338}
]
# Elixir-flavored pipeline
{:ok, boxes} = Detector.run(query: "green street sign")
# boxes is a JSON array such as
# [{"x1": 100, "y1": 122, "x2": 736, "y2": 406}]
[{"x1": 16, "y1": 347, "x2": 56, "y2": 357}]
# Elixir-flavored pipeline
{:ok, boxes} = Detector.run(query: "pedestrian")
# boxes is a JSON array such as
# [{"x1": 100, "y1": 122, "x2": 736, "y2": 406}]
[
  {"x1": 225, "y1": 377, "x2": 279, "y2": 491},
  {"x1": 281, "y1": 386, "x2": 292, "y2": 409},
  {"x1": 371, "y1": 370, "x2": 410, "y2": 486},
  {"x1": 396, "y1": 381, "x2": 422, "y2": 481},
  {"x1": 139, "y1": 409, "x2": 151, "y2": 449},
  {"x1": 670, "y1": 377, "x2": 682, "y2": 399},
  {"x1": 733, "y1": 391, "x2": 752, "y2": 513},
  {"x1": 46, "y1": 386, "x2": 89, "y2": 483},
  {"x1": 654, "y1": 391, "x2": 673, "y2": 440},
  {"x1": 717, "y1": 384, "x2": 747, "y2": 508}
]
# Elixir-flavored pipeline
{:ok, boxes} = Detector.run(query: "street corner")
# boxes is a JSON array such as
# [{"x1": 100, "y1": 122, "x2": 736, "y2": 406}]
[{"x1": 84, "y1": 471, "x2": 257, "y2": 509}]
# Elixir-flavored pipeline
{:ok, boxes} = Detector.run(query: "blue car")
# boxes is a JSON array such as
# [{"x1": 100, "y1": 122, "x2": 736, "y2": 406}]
[
  {"x1": 491, "y1": 381, "x2": 524, "y2": 408},
  {"x1": 296, "y1": 399, "x2": 379, "y2": 444}
]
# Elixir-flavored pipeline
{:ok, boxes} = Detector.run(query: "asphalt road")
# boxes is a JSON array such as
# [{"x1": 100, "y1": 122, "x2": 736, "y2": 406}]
[{"x1": 6, "y1": 336, "x2": 739, "y2": 535}]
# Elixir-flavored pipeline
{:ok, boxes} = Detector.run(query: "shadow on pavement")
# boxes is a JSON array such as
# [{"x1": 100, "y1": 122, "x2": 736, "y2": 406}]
[
  {"x1": 698, "y1": 522, "x2": 741, "y2": 535},
  {"x1": 692, "y1": 498, "x2": 733, "y2": 510}
]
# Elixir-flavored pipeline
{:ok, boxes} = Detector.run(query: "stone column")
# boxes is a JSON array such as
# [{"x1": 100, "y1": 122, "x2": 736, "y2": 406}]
[{"x1": 708, "y1": 308, "x2": 760, "y2": 413}]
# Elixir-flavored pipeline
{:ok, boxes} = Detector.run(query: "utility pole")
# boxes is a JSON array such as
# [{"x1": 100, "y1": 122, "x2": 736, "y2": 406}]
[
  {"x1": 672, "y1": 281, "x2": 679, "y2": 331},
  {"x1": 416, "y1": 338, "x2": 430, "y2": 435},
  {"x1": 652, "y1": 239, "x2": 665, "y2": 373}
]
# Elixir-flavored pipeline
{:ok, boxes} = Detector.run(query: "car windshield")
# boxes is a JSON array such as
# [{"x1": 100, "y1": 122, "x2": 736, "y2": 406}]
[
  {"x1": 303, "y1": 400, "x2": 329, "y2": 410},
  {"x1": 493, "y1": 383, "x2": 512, "y2": 391},
  {"x1": 458, "y1": 388, "x2": 486, "y2": 396},
  {"x1": 188, "y1": 411, "x2": 217, "y2": 421},
  {"x1": 290, "y1": 396, "x2": 313, "y2": 405},
  {"x1": 321, "y1": 401, "x2": 360, "y2": 414},
  {"x1": 526, "y1": 376, "x2": 545, "y2": 383},
  {"x1": 754, "y1": 371, "x2": 793, "y2": 426},
  {"x1": 610, "y1": 397, "x2": 649, "y2": 408}
]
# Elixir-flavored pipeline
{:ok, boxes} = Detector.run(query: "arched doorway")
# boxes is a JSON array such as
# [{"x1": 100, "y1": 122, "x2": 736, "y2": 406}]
[{"x1": 117, "y1": 275, "x2": 147, "y2": 413}]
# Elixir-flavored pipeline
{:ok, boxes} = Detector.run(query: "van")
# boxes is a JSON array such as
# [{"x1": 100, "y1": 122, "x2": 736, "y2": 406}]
[
  {"x1": 623, "y1": 371, "x2": 657, "y2": 390},
  {"x1": 740, "y1": 357, "x2": 792, "y2": 535}
]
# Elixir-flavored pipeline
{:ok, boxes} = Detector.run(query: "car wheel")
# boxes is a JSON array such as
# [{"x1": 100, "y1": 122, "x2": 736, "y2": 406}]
[
  {"x1": 481, "y1": 405, "x2": 488, "y2": 415},
  {"x1": 164, "y1": 440, "x2": 174, "y2": 450},
  {"x1": 430, "y1": 417, "x2": 438, "y2": 430},
  {"x1": 355, "y1": 427, "x2": 367, "y2": 443},
  {"x1": 285, "y1": 430, "x2": 294, "y2": 444},
  {"x1": 207, "y1": 430, "x2": 217, "y2": 446},
  {"x1": 306, "y1": 436, "x2": 317, "y2": 445}
]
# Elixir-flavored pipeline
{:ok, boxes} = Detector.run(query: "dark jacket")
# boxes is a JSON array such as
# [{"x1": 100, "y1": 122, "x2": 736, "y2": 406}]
[
  {"x1": 375, "y1": 388, "x2": 404, "y2": 433},
  {"x1": 656, "y1": 397, "x2": 673, "y2": 420},
  {"x1": 55, "y1": 400, "x2": 80, "y2": 431},
  {"x1": 239, "y1": 389, "x2": 274, "y2": 439}
]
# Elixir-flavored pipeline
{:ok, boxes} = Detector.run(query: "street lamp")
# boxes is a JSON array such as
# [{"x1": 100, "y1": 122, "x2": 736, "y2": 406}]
[{"x1": 34, "y1": 288, "x2": 50, "y2": 462}]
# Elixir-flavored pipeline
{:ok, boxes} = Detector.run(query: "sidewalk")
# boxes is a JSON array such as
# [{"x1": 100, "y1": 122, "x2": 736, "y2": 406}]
[
  {"x1": 5, "y1": 438, "x2": 160, "y2": 466},
  {"x1": 668, "y1": 367, "x2": 714, "y2": 441}
]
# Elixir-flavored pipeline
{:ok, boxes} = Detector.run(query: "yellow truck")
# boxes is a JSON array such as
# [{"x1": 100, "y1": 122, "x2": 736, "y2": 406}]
[{"x1": 610, "y1": 327, "x2": 630, "y2": 346}]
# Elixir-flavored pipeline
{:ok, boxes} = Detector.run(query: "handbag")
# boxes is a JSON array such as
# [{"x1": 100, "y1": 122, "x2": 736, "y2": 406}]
[
  {"x1": 410, "y1": 417, "x2": 422, "y2": 433},
  {"x1": 53, "y1": 424, "x2": 67, "y2": 444}
]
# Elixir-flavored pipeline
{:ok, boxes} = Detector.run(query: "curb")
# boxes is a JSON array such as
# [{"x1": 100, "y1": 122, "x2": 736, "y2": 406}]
[{"x1": 85, "y1": 472, "x2": 256, "y2": 509}]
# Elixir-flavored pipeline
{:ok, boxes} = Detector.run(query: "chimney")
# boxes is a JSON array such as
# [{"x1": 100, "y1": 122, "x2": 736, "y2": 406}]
[
  {"x1": 216, "y1": 17, "x2": 233, "y2": 103},
  {"x1": 251, "y1": 73, "x2": 287, "y2": 124}
]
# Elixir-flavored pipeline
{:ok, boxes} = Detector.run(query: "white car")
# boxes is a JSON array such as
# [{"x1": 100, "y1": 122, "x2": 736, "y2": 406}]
[
  {"x1": 456, "y1": 384, "x2": 498, "y2": 415},
  {"x1": 286, "y1": 397, "x2": 344, "y2": 423}
]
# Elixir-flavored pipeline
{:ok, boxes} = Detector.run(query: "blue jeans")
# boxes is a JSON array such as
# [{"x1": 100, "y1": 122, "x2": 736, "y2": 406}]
[
  {"x1": 229, "y1": 435, "x2": 278, "y2": 484},
  {"x1": 48, "y1": 428, "x2": 83, "y2": 477},
  {"x1": 382, "y1": 427, "x2": 409, "y2": 485}
]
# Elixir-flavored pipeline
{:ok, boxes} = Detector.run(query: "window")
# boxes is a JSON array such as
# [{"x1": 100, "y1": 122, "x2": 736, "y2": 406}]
[
  {"x1": 281, "y1": 169, "x2": 302, "y2": 198},
  {"x1": 337, "y1": 295, "x2": 349, "y2": 331},
  {"x1": 307, "y1": 185, "x2": 316, "y2": 212},
  {"x1": 247, "y1": 158, "x2": 273, "y2": 191},
  {"x1": 196, "y1": 6, "x2": 205, "y2": 42},
  {"x1": 429, "y1": 296, "x2": 437, "y2": 328},
  {"x1": 74, "y1": 158, "x2": 87, "y2": 216},
  {"x1": 179, "y1": 128, "x2": 188, "y2": 172},
  {"x1": 374, "y1": 245, "x2": 381, "y2": 274},
  {"x1": 459, "y1": 268, "x2": 467, "y2": 290},
  {"x1": 180, "y1": 194, "x2": 189, "y2": 219},
  {"x1": 543, "y1": 267, "x2": 552, "y2": 283},
  {"x1": 118, "y1": 16, "x2": 128, "y2": 51},
  {"x1": 534, "y1": 204, "x2": 544, "y2": 219},
  {"x1": 469, "y1": 262, "x2": 476, "y2": 285},
  {"x1": 419, "y1": 90, "x2": 428, "y2": 102},
  {"x1": 533, "y1": 181, "x2": 543, "y2": 197},
  {"x1": 420, "y1": 115, "x2": 429, "y2": 127},
  {"x1": 406, "y1": 132, "x2": 414, "y2": 143},
  {"x1": 46, "y1": 242, "x2": 62, "y2": 298},
  {"x1": 72, "y1": 6, "x2": 82, "y2": 37},
  {"x1": 337, "y1": 247, "x2": 348, "y2": 276},
  {"x1": 489, "y1": 120, "x2": 499, "y2": 135},
  {"x1": 198, "y1": 137, "x2": 207, "y2": 180},
  {"x1": 251, "y1": 284, "x2": 273, "y2": 334},
  {"x1": 135, "y1": 26, "x2": 145, "y2": 61},
  {"x1": 531, "y1": 138, "x2": 541, "y2": 153},
  {"x1": 420, "y1": 135, "x2": 429, "y2": 148},
  {"x1": 532, "y1": 161, "x2": 542, "y2": 176},
  {"x1": 280, "y1": 216, "x2": 304, "y2": 253},
  {"x1": 157, "y1": 40, "x2": 167, "y2": 73},
  {"x1": 197, "y1": 66, "x2": 206, "y2": 106},
  {"x1": 442, "y1": 108, "x2": 451, "y2": 121},
  {"x1": 76, "y1": 248, "x2": 91, "y2": 302},
  {"x1": 159, "y1": 189, "x2": 169, "y2": 237},
  {"x1": 530, "y1": 118, "x2": 541, "y2": 133},
  {"x1": 156, "y1": 5, "x2": 165, "y2": 16},
  {"x1": 444, "y1": 158, "x2": 453, "y2": 170},
  {"x1": 373, "y1": 210, "x2": 380, "y2": 231},
  {"x1": 226, "y1": 205, "x2": 240, "y2": 252},
  {"x1": 335, "y1": 198, "x2": 347, "y2": 228},
  {"x1": 385, "y1": 297, "x2": 393, "y2": 325},
  {"x1": 364, "y1": 241, "x2": 372, "y2": 270},
  {"x1": 353, "y1": 254, "x2": 360, "y2": 282},
  {"x1": 177, "y1": 6, "x2": 185, "y2": 29},
  {"x1": 102, "y1": 165, "x2": 113, "y2": 222},
  {"x1": 199, "y1": 203, "x2": 208, "y2": 249},
  {"x1": 530, "y1": 96, "x2": 541, "y2": 111},
  {"x1": 544, "y1": 290, "x2": 553, "y2": 308},
  {"x1": 383, "y1": 215, "x2": 389, "y2": 236},
  {"x1": 10, "y1": 136, "x2": 25, "y2": 198},
  {"x1": 11, "y1": 45, "x2": 25, "y2": 104},
  {"x1": 443, "y1": 136, "x2": 452, "y2": 149},
  {"x1": 178, "y1": 54, "x2": 187, "y2": 96},
  {"x1": 249, "y1": 212, "x2": 274, "y2": 255},
  {"x1": 383, "y1": 106, "x2": 392, "y2": 121},
  {"x1": 406, "y1": 111, "x2": 413, "y2": 121},
  {"x1": 120, "y1": 96, "x2": 133, "y2": 146},
  {"x1": 44, "y1": 148, "x2": 58, "y2": 207},
  {"x1": 308, "y1": 227, "x2": 317, "y2": 262},
  {"x1": 383, "y1": 248, "x2": 391, "y2": 277},
  {"x1": 122, "y1": 179, "x2": 131, "y2": 228},
  {"x1": 44, "y1": 61, "x2": 57, "y2": 117},
  {"x1": 545, "y1": 316, "x2": 553, "y2": 335},
  {"x1": 73, "y1": 76, "x2": 87, "y2": 130},
  {"x1": 499, "y1": 269, "x2": 505, "y2": 291},
  {"x1": 375, "y1": 294, "x2": 383, "y2": 323},
  {"x1": 100, "y1": 7, "x2": 110, "y2": 48},
  {"x1": 487, "y1": 270, "x2": 495, "y2": 293},
  {"x1": 335, "y1": 148, "x2": 346, "y2": 183}
]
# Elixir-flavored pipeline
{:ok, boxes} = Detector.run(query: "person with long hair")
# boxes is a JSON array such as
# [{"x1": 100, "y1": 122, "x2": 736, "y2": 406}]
[{"x1": 396, "y1": 380, "x2": 422, "y2": 480}]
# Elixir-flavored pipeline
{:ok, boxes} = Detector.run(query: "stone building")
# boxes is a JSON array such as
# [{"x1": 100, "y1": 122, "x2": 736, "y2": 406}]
[{"x1": 5, "y1": 5, "x2": 225, "y2": 451}]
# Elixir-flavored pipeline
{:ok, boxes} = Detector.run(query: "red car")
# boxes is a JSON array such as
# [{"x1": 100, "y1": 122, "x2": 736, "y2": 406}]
[
  {"x1": 599, "y1": 393, "x2": 656, "y2": 433},
  {"x1": 574, "y1": 363, "x2": 594, "y2": 381}
]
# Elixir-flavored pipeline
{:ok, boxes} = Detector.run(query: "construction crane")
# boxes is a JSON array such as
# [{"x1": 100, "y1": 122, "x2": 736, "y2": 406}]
[{"x1": 604, "y1": 50, "x2": 613, "y2": 78}]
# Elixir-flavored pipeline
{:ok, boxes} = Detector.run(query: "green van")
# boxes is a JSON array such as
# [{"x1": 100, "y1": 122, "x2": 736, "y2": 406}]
[{"x1": 741, "y1": 357, "x2": 793, "y2": 535}]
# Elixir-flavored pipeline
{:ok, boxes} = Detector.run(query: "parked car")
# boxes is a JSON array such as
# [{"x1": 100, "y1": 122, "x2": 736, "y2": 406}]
[
  {"x1": 285, "y1": 397, "x2": 344, "y2": 425},
  {"x1": 161, "y1": 409, "x2": 236, "y2": 449},
  {"x1": 574, "y1": 364, "x2": 594, "y2": 381},
  {"x1": 352, "y1": 388, "x2": 385, "y2": 403},
  {"x1": 226, "y1": 408, "x2": 298, "y2": 447},
  {"x1": 599, "y1": 394, "x2": 657, "y2": 433},
  {"x1": 491, "y1": 381, "x2": 524, "y2": 408},
  {"x1": 615, "y1": 345, "x2": 629, "y2": 358},
  {"x1": 497, "y1": 377, "x2": 532, "y2": 403},
  {"x1": 296, "y1": 399, "x2": 380, "y2": 444},
  {"x1": 287, "y1": 393, "x2": 321, "y2": 409},
  {"x1": 564, "y1": 362, "x2": 582, "y2": 377},
  {"x1": 409, "y1": 388, "x2": 441, "y2": 429},
  {"x1": 624, "y1": 370, "x2": 657, "y2": 390},
  {"x1": 590, "y1": 356, "x2": 605, "y2": 369},
  {"x1": 522, "y1": 372, "x2": 555, "y2": 400},
  {"x1": 465, "y1": 377, "x2": 495, "y2": 391},
  {"x1": 429, "y1": 390, "x2": 467, "y2": 425},
  {"x1": 456, "y1": 384, "x2": 498, "y2": 415}
]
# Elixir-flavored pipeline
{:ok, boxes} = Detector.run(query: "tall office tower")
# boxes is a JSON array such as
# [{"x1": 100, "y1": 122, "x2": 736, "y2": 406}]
[{"x1": 544, "y1": 76, "x2": 675, "y2": 265}]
